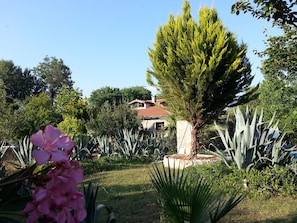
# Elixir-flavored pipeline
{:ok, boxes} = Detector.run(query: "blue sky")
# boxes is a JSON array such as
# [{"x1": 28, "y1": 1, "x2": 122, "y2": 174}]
[{"x1": 0, "y1": 0, "x2": 281, "y2": 97}]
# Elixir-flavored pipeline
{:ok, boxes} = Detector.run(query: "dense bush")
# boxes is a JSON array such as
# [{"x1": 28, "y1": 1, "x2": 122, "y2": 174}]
[{"x1": 186, "y1": 161, "x2": 297, "y2": 199}]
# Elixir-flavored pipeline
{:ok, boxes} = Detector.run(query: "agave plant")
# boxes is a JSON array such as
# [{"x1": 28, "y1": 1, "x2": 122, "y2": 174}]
[
  {"x1": 211, "y1": 106, "x2": 295, "y2": 171},
  {"x1": 150, "y1": 163, "x2": 244, "y2": 223},
  {"x1": 72, "y1": 136, "x2": 97, "y2": 161},
  {"x1": 10, "y1": 137, "x2": 34, "y2": 169},
  {"x1": 95, "y1": 135, "x2": 115, "y2": 157},
  {"x1": 82, "y1": 182, "x2": 116, "y2": 223},
  {"x1": 116, "y1": 129, "x2": 145, "y2": 159}
]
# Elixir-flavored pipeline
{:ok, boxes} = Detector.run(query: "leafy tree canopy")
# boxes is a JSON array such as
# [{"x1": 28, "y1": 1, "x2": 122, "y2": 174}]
[
  {"x1": 56, "y1": 86, "x2": 89, "y2": 137},
  {"x1": 147, "y1": 1, "x2": 256, "y2": 155},
  {"x1": 121, "y1": 86, "x2": 151, "y2": 102},
  {"x1": 89, "y1": 86, "x2": 152, "y2": 108},
  {"x1": 89, "y1": 87, "x2": 122, "y2": 108},
  {"x1": 87, "y1": 102, "x2": 140, "y2": 137},
  {"x1": 15, "y1": 92, "x2": 62, "y2": 138},
  {"x1": 0, "y1": 79, "x2": 15, "y2": 140},
  {"x1": 33, "y1": 56, "x2": 73, "y2": 101},
  {"x1": 232, "y1": 0, "x2": 297, "y2": 28},
  {"x1": 0, "y1": 60, "x2": 42, "y2": 103},
  {"x1": 257, "y1": 25, "x2": 297, "y2": 139}
]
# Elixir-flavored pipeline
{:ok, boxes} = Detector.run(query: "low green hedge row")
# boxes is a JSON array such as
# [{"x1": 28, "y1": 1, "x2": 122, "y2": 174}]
[{"x1": 186, "y1": 161, "x2": 297, "y2": 199}]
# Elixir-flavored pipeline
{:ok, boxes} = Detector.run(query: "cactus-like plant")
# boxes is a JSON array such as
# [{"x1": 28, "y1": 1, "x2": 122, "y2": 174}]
[
  {"x1": 116, "y1": 129, "x2": 144, "y2": 159},
  {"x1": 72, "y1": 136, "x2": 97, "y2": 160},
  {"x1": 211, "y1": 107, "x2": 295, "y2": 171},
  {"x1": 10, "y1": 137, "x2": 34, "y2": 169},
  {"x1": 95, "y1": 135, "x2": 114, "y2": 157}
]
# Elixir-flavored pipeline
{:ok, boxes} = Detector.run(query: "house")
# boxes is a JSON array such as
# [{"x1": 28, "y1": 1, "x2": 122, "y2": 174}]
[{"x1": 129, "y1": 96, "x2": 170, "y2": 132}]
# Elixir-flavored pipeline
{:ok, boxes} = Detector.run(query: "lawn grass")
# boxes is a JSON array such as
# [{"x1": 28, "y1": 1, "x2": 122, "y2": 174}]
[
  {"x1": 83, "y1": 163, "x2": 160, "y2": 223},
  {"x1": 82, "y1": 159, "x2": 297, "y2": 223}
]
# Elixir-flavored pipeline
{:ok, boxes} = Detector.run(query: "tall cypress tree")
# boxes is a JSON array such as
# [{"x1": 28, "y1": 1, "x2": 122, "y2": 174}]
[{"x1": 147, "y1": 1, "x2": 256, "y2": 156}]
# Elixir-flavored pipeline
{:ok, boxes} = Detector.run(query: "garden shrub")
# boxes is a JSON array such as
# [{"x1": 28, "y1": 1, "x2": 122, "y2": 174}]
[{"x1": 186, "y1": 162, "x2": 297, "y2": 199}]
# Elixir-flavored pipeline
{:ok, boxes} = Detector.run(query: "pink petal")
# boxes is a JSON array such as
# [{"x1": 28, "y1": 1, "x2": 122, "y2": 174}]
[
  {"x1": 76, "y1": 208, "x2": 87, "y2": 222},
  {"x1": 37, "y1": 199, "x2": 51, "y2": 214},
  {"x1": 44, "y1": 125, "x2": 62, "y2": 143},
  {"x1": 55, "y1": 210, "x2": 67, "y2": 223},
  {"x1": 33, "y1": 150, "x2": 50, "y2": 165},
  {"x1": 30, "y1": 130, "x2": 46, "y2": 148},
  {"x1": 56, "y1": 136, "x2": 75, "y2": 152},
  {"x1": 23, "y1": 202, "x2": 35, "y2": 214},
  {"x1": 34, "y1": 188, "x2": 48, "y2": 202},
  {"x1": 26, "y1": 211, "x2": 40, "y2": 223},
  {"x1": 50, "y1": 150, "x2": 68, "y2": 162}
]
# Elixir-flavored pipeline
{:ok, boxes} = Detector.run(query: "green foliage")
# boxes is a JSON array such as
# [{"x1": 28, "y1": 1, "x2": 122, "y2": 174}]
[
  {"x1": 95, "y1": 135, "x2": 114, "y2": 157},
  {"x1": 89, "y1": 86, "x2": 152, "y2": 108},
  {"x1": 0, "y1": 165, "x2": 36, "y2": 223},
  {"x1": 71, "y1": 136, "x2": 97, "y2": 161},
  {"x1": 257, "y1": 26, "x2": 297, "y2": 142},
  {"x1": 14, "y1": 92, "x2": 62, "y2": 138},
  {"x1": 32, "y1": 56, "x2": 73, "y2": 100},
  {"x1": 117, "y1": 129, "x2": 145, "y2": 159},
  {"x1": 93, "y1": 129, "x2": 168, "y2": 161},
  {"x1": 0, "y1": 79, "x2": 15, "y2": 140},
  {"x1": 147, "y1": 1, "x2": 256, "y2": 155},
  {"x1": 187, "y1": 162, "x2": 297, "y2": 199},
  {"x1": 0, "y1": 60, "x2": 41, "y2": 103},
  {"x1": 120, "y1": 86, "x2": 151, "y2": 102},
  {"x1": 80, "y1": 157, "x2": 152, "y2": 175},
  {"x1": 87, "y1": 102, "x2": 140, "y2": 137},
  {"x1": 10, "y1": 136, "x2": 34, "y2": 169},
  {"x1": 82, "y1": 182, "x2": 116, "y2": 223},
  {"x1": 150, "y1": 162, "x2": 244, "y2": 223},
  {"x1": 211, "y1": 106, "x2": 294, "y2": 171},
  {"x1": 89, "y1": 87, "x2": 122, "y2": 108},
  {"x1": 232, "y1": 0, "x2": 297, "y2": 27},
  {"x1": 56, "y1": 86, "x2": 89, "y2": 138}
]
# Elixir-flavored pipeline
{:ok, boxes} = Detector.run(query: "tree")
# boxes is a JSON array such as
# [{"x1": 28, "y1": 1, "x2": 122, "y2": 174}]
[
  {"x1": 147, "y1": 2, "x2": 256, "y2": 156},
  {"x1": 0, "y1": 79, "x2": 15, "y2": 140},
  {"x1": 87, "y1": 102, "x2": 140, "y2": 137},
  {"x1": 15, "y1": 92, "x2": 62, "y2": 138},
  {"x1": 121, "y1": 86, "x2": 151, "y2": 102},
  {"x1": 56, "y1": 86, "x2": 90, "y2": 138},
  {"x1": 232, "y1": 0, "x2": 297, "y2": 28},
  {"x1": 257, "y1": 25, "x2": 297, "y2": 139},
  {"x1": 89, "y1": 87, "x2": 122, "y2": 108},
  {"x1": 32, "y1": 56, "x2": 73, "y2": 101},
  {"x1": 0, "y1": 60, "x2": 41, "y2": 103}
]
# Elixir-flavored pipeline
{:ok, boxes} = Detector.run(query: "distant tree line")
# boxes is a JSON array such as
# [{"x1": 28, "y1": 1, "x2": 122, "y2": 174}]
[{"x1": 0, "y1": 56, "x2": 151, "y2": 141}]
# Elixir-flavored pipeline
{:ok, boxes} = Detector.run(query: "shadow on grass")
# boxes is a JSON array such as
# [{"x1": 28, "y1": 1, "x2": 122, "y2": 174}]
[
  {"x1": 82, "y1": 180, "x2": 297, "y2": 223},
  {"x1": 82, "y1": 182, "x2": 160, "y2": 223},
  {"x1": 80, "y1": 157, "x2": 153, "y2": 175}
]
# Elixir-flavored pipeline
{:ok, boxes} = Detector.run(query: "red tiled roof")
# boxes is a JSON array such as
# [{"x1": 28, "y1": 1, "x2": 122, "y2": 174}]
[{"x1": 137, "y1": 106, "x2": 170, "y2": 118}]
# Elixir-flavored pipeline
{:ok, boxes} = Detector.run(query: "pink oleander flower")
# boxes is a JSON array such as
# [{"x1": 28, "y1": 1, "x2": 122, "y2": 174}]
[
  {"x1": 23, "y1": 160, "x2": 86, "y2": 223},
  {"x1": 30, "y1": 125, "x2": 75, "y2": 165}
]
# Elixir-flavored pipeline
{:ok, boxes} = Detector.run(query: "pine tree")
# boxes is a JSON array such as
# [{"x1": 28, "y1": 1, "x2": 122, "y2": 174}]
[{"x1": 147, "y1": 1, "x2": 256, "y2": 156}]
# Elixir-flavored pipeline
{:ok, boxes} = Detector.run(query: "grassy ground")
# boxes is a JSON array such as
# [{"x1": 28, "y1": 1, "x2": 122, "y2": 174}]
[
  {"x1": 83, "y1": 163, "x2": 160, "y2": 223},
  {"x1": 82, "y1": 159, "x2": 297, "y2": 223}
]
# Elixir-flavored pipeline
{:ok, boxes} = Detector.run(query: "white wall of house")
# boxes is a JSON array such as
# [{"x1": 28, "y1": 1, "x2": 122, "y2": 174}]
[{"x1": 141, "y1": 118, "x2": 168, "y2": 132}]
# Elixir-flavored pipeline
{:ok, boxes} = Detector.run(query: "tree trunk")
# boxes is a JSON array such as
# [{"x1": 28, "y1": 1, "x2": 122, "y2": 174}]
[{"x1": 190, "y1": 124, "x2": 201, "y2": 158}]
